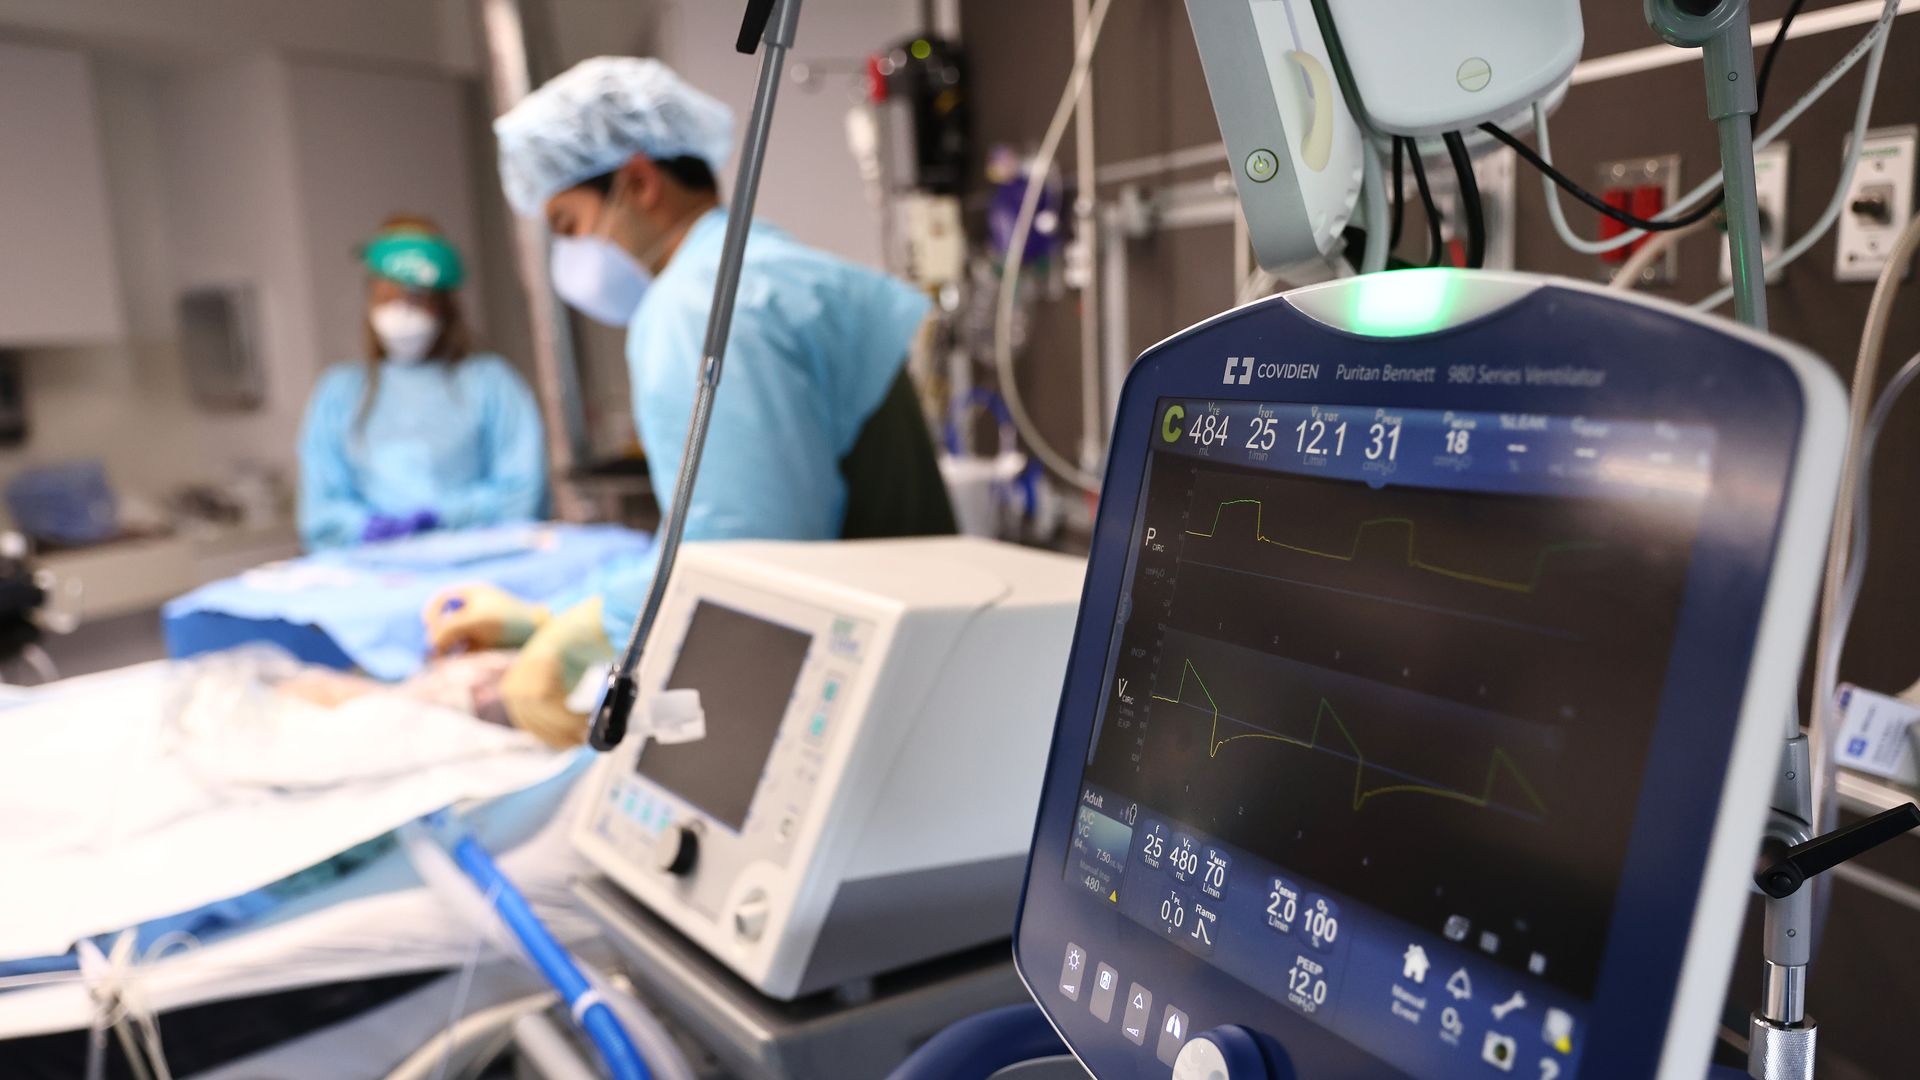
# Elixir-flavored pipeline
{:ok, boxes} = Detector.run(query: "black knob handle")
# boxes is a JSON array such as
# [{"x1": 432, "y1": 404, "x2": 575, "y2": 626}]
[
  {"x1": 656, "y1": 823, "x2": 700, "y2": 876},
  {"x1": 1754, "y1": 802, "x2": 1920, "y2": 899}
]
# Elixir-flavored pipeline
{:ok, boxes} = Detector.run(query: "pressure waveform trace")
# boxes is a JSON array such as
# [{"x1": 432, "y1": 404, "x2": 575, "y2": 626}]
[
  {"x1": 1184, "y1": 498, "x2": 1602, "y2": 595},
  {"x1": 1150, "y1": 658, "x2": 1549, "y2": 816}
]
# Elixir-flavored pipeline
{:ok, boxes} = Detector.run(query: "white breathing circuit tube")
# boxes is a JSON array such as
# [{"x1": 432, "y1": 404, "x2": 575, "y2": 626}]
[
  {"x1": 1536, "y1": 0, "x2": 1901, "y2": 257},
  {"x1": 1810, "y1": 211, "x2": 1920, "y2": 841},
  {"x1": 993, "y1": 0, "x2": 1115, "y2": 496}
]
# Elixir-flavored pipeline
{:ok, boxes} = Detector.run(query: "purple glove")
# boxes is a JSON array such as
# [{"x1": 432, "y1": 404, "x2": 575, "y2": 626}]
[
  {"x1": 361, "y1": 510, "x2": 439, "y2": 544},
  {"x1": 361, "y1": 514, "x2": 407, "y2": 543}
]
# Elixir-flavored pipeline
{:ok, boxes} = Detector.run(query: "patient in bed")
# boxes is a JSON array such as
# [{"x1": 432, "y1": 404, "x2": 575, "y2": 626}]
[{"x1": 277, "y1": 650, "x2": 520, "y2": 732}]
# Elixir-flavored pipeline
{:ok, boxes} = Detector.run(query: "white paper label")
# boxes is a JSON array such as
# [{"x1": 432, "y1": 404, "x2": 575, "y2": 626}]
[
  {"x1": 1836, "y1": 684, "x2": 1920, "y2": 786},
  {"x1": 644, "y1": 688, "x2": 707, "y2": 745}
]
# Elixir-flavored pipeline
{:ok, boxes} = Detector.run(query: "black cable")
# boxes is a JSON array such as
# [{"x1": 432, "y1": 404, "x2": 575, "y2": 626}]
[
  {"x1": 1404, "y1": 137, "x2": 1445, "y2": 267},
  {"x1": 1757, "y1": 0, "x2": 1810, "y2": 117},
  {"x1": 1388, "y1": 135, "x2": 1406, "y2": 251},
  {"x1": 1443, "y1": 131, "x2": 1486, "y2": 269},
  {"x1": 1486, "y1": 0, "x2": 1805, "y2": 239},
  {"x1": 1480, "y1": 121, "x2": 1725, "y2": 231}
]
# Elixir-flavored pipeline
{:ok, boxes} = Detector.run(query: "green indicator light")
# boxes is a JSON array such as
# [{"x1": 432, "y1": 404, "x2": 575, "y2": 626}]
[
  {"x1": 1344, "y1": 269, "x2": 1468, "y2": 338},
  {"x1": 911, "y1": 39, "x2": 932, "y2": 60}
]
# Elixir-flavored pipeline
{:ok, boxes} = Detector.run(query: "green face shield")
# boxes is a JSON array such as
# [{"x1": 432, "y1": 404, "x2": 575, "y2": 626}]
[{"x1": 362, "y1": 232, "x2": 466, "y2": 290}]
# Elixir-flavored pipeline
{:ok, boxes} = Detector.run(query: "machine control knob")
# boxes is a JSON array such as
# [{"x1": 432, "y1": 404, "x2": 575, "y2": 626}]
[
  {"x1": 653, "y1": 821, "x2": 701, "y2": 876},
  {"x1": 734, "y1": 888, "x2": 771, "y2": 941},
  {"x1": 1172, "y1": 1025, "x2": 1292, "y2": 1080}
]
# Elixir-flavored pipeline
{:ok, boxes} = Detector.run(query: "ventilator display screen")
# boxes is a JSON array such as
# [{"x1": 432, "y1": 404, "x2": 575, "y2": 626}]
[
  {"x1": 636, "y1": 601, "x2": 813, "y2": 831},
  {"x1": 1063, "y1": 398, "x2": 1716, "y2": 1076}
]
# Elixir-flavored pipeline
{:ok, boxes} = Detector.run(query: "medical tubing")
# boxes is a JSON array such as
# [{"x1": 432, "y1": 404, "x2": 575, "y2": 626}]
[
  {"x1": 596, "y1": 0, "x2": 801, "y2": 751},
  {"x1": 1358, "y1": 132, "x2": 1390, "y2": 273},
  {"x1": 1717, "y1": 114, "x2": 1769, "y2": 329},
  {"x1": 1443, "y1": 132, "x2": 1485, "y2": 269},
  {"x1": 885, "y1": 1003, "x2": 1069, "y2": 1080},
  {"x1": 1538, "y1": 0, "x2": 1897, "y2": 256},
  {"x1": 1812, "y1": 211, "x2": 1920, "y2": 844},
  {"x1": 448, "y1": 837, "x2": 651, "y2": 1080},
  {"x1": 1405, "y1": 140, "x2": 1444, "y2": 267},
  {"x1": 992, "y1": 0, "x2": 1114, "y2": 495},
  {"x1": 1692, "y1": 10, "x2": 1893, "y2": 313}
]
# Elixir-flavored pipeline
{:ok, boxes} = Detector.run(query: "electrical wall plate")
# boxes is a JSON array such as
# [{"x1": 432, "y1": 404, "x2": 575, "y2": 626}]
[
  {"x1": 1835, "y1": 125, "x2": 1917, "y2": 283},
  {"x1": 1598, "y1": 154, "x2": 1682, "y2": 286},
  {"x1": 1722, "y1": 142, "x2": 1789, "y2": 285}
]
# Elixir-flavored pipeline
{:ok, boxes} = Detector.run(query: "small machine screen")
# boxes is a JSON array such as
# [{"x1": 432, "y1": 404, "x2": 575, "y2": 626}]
[
  {"x1": 637, "y1": 600, "x2": 813, "y2": 831},
  {"x1": 1066, "y1": 398, "x2": 1716, "y2": 1075}
]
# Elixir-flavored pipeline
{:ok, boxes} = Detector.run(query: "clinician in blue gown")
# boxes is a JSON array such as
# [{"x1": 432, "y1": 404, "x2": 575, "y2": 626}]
[
  {"x1": 422, "y1": 59, "x2": 954, "y2": 747},
  {"x1": 298, "y1": 216, "x2": 547, "y2": 551}
]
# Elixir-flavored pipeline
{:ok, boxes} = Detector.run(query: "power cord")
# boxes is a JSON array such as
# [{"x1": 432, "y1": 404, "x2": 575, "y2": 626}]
[
  {"x1": 1403, "y1": 137, "x2": 1445, "y2": 267},
  {"x1": 1443, "y1": 131, "x2": 1486, "y2": 268},
  {"x1": 1484, "y1": 0, "x2": 1809, "y2": 238},
  {"x1": 1388, "y1": 136, "x2": 1406, "y2": 251}
]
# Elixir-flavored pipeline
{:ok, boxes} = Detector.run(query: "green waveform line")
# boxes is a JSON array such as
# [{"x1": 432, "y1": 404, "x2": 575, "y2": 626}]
[
  {"x1": 1184, "y1": 499, "x2": 1602, "y2": 594},
  {"x1": 1150, "y1": 658, "x2": 1549, "y2": 816}
]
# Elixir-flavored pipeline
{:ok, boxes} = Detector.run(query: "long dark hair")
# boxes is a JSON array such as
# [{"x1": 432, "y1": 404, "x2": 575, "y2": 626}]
[{"x1": 357, "y1": 214, "x2": 475, "y2": 431}]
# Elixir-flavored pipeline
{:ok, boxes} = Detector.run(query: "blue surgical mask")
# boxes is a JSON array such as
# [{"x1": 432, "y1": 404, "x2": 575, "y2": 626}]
[{"x1": 550, "y1": 234, "x2": 652, "y2": 328}]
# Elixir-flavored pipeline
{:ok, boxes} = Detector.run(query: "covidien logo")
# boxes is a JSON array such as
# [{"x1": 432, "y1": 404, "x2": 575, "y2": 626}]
[{"x1": 1222, "y1": 356, "x2": 1255, "y2": 385}]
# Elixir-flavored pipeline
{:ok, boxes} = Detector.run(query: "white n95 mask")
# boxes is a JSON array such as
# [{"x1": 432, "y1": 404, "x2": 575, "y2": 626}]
[
  {"x1": 550, "y1": 235, "x2": 652, "y2": 328},
  {"x1": 370, "y1": 301, "x2": 441, "y2": 363}
]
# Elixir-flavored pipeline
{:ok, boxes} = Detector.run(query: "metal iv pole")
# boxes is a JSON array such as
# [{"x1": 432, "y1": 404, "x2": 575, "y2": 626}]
[
  {"x1": 588, "y1": 0, "x2": 804, "y2": 751},
  {"x1": 1642, "y1": 5, "x2": 1920, "y2": 1078}
]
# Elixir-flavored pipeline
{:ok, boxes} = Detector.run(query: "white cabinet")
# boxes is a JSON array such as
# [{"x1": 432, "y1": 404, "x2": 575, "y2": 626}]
[{"x1": 0, "y1": 40, "x2": 126, "y2": 344}]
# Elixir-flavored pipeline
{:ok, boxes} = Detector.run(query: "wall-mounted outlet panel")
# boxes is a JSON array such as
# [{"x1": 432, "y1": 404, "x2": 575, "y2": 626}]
[
  {"x1": 1835, "y1": 125, "x2": 1916, "y2": 283},
  {"x1": 1597, "y1": 154, "x2": 1681, "y2": 285},
  {"x1": 1722, "y1": 142, "x2": 1789, "y2": 284}
]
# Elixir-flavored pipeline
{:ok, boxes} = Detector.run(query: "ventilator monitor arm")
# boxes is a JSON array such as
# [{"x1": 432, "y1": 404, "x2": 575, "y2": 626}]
[{"x1": 589, "y1": 0, "x2": 805, "y2": 753}]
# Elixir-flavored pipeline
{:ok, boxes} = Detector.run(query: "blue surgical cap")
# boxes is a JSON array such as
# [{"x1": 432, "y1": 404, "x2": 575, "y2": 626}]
[{"x1": 494, "y1": 57, "x2": 736, "y2": 218}]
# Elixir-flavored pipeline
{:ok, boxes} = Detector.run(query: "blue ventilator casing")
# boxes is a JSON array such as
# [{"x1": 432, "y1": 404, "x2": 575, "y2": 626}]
[{"x1": 1012, "y1": 271, "x2": 1844, "y2": 1080}]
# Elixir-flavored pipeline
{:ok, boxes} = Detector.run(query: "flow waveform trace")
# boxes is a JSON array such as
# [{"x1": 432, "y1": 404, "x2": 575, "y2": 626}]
[
  {"x1": 1184, "y1": 498, "x2": 1603, "y2": 595},
  {"x1": 1151, "y1": 658, "x2": 1549, "y2": 818}
]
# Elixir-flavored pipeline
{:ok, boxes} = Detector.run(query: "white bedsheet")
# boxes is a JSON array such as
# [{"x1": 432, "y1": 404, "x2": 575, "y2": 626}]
[
  {"x1": 0, "y1": 761, "x2": 595, "y2": 1041},
  {"x1": 0, "y1": 650, "x2": 573, "y2": 964}
]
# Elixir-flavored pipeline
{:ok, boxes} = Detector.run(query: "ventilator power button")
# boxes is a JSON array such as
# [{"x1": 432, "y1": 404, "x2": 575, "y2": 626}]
[{"x1": 1245, "y1": 149, "x2": 1280, "y2": 184}]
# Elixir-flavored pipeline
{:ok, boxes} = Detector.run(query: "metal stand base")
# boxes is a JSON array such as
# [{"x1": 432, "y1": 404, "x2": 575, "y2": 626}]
[{"x1": 574, "y1": 877, "x2": 1035, "y2": 1080}]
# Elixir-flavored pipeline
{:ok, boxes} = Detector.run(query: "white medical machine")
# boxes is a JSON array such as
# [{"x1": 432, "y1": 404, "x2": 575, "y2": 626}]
[
  {"x1": 1012, "y1": 270, "x2": 1846, "y2": 1080},
  {"x1": 1319, "y1": 0, "x2": 1584, "y2": 136},
  {"x1": 574, "y1": 536, "x2": 1084, "y2": 1000}
]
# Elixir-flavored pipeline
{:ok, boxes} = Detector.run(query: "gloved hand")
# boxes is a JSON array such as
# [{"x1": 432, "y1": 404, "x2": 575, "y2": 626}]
[
  {"x1": 362, "y1": 509, "x2": 440, "y2": 544},
  {"x1": 422, "y1": 583, "x2": 549, "y2": 655},
  {"x1": 500, "y1": 597, "x2": 614, "y2": 748}
]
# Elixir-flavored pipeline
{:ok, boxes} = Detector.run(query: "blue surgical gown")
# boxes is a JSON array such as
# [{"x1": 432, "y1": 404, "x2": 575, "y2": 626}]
[
  {"x1": 297, "y1": 354, "x2": 547, "y2": 551},
  {"x1": 589, "y1": 209, "x2": 930, "y2": 643}
]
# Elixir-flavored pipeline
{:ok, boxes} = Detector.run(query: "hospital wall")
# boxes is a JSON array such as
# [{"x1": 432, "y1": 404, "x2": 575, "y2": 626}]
[{"x1": 959, "y1": 3, "x2": 1920, "y2": 1077}]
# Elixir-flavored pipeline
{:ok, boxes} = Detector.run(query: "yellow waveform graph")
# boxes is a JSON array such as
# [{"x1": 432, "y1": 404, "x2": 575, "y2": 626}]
[
  {"x1": 1185, "y1": 498, "x2": 1602, "y2": 595},
  {"x1": 1150, "y1": 659, "x2": 1549, "y2": 816}
]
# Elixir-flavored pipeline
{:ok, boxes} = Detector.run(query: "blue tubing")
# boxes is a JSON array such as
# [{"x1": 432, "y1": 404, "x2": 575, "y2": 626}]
[
  {"x1": 450, "y1": 836, "x2": 650, "y2": 1080},
  {"x1": 886, "y1": 1003, "x2": 1068, "y2": 1080}
]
